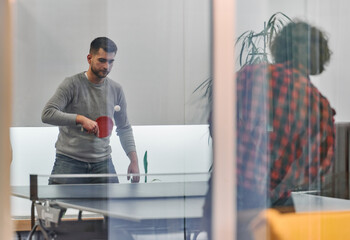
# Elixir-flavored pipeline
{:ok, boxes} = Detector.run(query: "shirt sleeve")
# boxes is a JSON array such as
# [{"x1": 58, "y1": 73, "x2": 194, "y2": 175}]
[
  {"x1": 113, "y1": 86, "x2": 136, "y2": 155},
  {"x1": 41, "y1": 78, "x2": 77, "y2": 126}
]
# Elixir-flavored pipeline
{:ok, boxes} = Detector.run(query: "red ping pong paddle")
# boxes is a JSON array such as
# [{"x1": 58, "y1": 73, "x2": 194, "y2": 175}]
[{"x1": 96, "y1": 116, "x2": 114, "y2": 138}]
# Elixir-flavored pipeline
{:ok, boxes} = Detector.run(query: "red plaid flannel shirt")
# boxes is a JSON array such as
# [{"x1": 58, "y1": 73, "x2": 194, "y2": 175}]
[{"x1": 236, "y1": 62, "x2": 335, "y2": 205}]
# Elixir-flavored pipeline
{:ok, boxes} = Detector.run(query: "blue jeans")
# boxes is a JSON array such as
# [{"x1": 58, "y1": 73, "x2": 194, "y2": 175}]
[{"x1": 49, "y1": 154, "x2": 119, "y2": 184}]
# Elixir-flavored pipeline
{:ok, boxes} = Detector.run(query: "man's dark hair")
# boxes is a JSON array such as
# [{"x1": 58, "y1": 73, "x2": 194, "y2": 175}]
[
  {"x1": 270, "y1": 21, "x2": 331, "y2": 75},
  {"x1": 90, "y1": 37, "x2": 118, "y2": 55}
]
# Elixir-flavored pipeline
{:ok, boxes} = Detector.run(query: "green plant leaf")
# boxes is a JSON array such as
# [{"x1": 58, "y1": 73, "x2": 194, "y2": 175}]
[
  {"x1": 143, "y1": 151, "x2": 148, "y2": 173},
  {"x1": 143, "y1": 151, "x2": 148, "y2": 183},
  {"x1": 239, "y1": 41, "x2": 246, "y2": 66},
  {"x1": 236, "y1": 30, "x2": 250, "y2": 44}
]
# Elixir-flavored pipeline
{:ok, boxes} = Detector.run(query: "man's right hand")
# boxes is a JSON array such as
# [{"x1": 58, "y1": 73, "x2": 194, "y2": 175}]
[{"x1": 76, "y1": 114, "x2": 99, "y2": 135}]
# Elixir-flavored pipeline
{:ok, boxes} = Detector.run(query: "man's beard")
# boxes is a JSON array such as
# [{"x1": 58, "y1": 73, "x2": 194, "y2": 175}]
[{"x1": 91, "y1": 65, "x2": 109, "y2": 79}]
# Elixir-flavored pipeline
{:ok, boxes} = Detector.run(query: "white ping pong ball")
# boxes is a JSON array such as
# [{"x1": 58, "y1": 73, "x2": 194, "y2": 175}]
[{"x1": 114, "y1": 105, "x2": 121, "y2": 112}]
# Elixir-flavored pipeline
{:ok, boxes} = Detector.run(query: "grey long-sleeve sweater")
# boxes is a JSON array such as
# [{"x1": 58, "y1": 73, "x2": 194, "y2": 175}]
[{"x1": 42, "y1": 72, "x2": 136, "y2": 163}]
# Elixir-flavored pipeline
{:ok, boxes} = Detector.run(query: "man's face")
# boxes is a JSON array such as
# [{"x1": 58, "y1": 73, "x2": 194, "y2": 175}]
[{"x1": 88, "y1": 48, "x2": 116, "y2": 79}]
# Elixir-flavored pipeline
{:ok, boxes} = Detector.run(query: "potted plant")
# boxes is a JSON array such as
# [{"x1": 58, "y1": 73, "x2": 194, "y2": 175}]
[
  {"x1": 194, "y1": 12, "x2": 292, "y2": 106},
  {"x1": 236, "y1": 12, "x2": 291, "y2": 67}
]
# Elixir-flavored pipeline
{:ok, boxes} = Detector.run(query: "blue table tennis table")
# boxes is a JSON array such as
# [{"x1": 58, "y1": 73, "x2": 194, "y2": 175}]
[{"x1": 12, "y1": 174, "x2": 209, "y2": 240}]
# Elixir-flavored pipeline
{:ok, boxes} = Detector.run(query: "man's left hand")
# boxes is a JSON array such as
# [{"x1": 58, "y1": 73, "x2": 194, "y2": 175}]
[{"x1": 127, "y1": 151, "x2": 140, "y2": 183}]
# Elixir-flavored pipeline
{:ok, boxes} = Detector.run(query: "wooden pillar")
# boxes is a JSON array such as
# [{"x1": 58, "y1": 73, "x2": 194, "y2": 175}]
[
  {"x1": 0, "y1": 0, "x2": 13, "y2": 239},
  {"x1": 212, "y1": 0, "x2": 236, "y2": 239}
]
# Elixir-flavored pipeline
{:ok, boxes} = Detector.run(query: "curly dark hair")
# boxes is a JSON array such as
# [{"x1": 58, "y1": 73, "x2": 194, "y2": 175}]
[{"x1": 270, "y1": 21, "x2": 331, "y2": 75}]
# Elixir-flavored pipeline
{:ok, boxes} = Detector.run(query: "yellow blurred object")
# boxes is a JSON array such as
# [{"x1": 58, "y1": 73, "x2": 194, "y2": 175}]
[{"x1": 252, "y1": 209, "x2": 350, "y2": 240}]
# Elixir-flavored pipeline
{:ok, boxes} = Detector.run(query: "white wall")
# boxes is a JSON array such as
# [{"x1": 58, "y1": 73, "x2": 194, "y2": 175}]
[
  {"x1": 12, "y1": 0, "x2": 211, "y2": 127},
  {"x1": 10, "y1": 125, "x2": 212, "y2": 185}
]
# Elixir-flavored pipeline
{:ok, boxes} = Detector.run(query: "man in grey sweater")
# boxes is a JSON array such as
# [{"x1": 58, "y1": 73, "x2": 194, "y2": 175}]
[{"x1": 42, "y1": 37, "x2": 140, "y2": 184}]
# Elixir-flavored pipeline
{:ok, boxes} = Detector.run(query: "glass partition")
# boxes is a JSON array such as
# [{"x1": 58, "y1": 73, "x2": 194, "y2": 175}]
[
  {"x1": 11, "y1": 0, "x2": 350, "y2": 239},
  {"x1": 220, "y1": 0, "x2": 350, "y2": 239},
  {"x1": 10, "y1": 0, "x2": 213, "y2": 239}
]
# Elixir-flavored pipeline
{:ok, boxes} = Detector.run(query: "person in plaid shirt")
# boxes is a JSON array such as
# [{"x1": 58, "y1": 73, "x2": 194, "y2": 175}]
[
  {"x1": 239, "y1": 21, "x2": 335, "y2": 207},
  {"x1": 203, "y1": 21, "x2": 335, "y2": 239},
  {"x1": 236, "y1": 61, "x2": 335, "y2": 207}
]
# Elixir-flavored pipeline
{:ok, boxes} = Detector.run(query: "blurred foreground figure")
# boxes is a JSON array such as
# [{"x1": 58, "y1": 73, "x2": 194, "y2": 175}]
[{"x1": 203, "y1": 21, "x2": 335, "y2": 239}]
